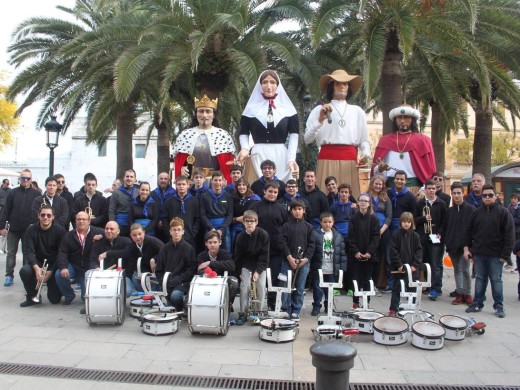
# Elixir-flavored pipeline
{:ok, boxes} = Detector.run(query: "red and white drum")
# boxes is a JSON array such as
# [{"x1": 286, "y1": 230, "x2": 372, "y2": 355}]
[
  {"x1": 187, "y1": 276, "x2": 229, "y2": 335},
  {"x1": 259, "y1": 319, "x2": 298, "y2": 343},
  {"x1": 352, "y1": 311, "x2": 384, "y2": 334},
  {"x1": 129, "y1": 298, "x2": 160, "y2": 318},
  {"x1": 85, "y1": 269, "x2": 125, "y2": 325},
  {"x1": 439, "y1": 315, "x2": 468, "y2": 341},
  {"x1": 411, "y1": 321, "x2": 445, "y2": 350},
  {"x1": 373, "y1": 316, "x2": 408, "y2": 346}
]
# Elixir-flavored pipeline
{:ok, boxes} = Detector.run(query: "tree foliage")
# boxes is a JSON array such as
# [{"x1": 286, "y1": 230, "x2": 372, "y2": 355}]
[{"x1": 0, "y1": 74, "x2": 19, "y2": 150}]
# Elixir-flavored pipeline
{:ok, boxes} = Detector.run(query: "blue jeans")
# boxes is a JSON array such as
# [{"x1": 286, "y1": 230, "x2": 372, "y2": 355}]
[
  {"x1": 280, "y1": 260, "x2": 309, "y2": 315},
  {"x1": 473, "y1": 255, "x2": 504, "y2": 309},
  {"x1": 312, "y1": 271, "x2": 335, "y2": 310},
  {"x1": 423, "y1": 242, "x2": 444, "y2": 292},
  {"x1": 55, "y1": 265, "x2": 85, "y2": 302},
  {"x1": 169, "y1": 289, "x2": 185, "y2": 311}
]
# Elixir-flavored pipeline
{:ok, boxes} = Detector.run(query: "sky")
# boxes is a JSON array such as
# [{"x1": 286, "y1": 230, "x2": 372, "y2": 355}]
[{"x1": 1, "y1": 0, "x2": 76, "y2": 161}]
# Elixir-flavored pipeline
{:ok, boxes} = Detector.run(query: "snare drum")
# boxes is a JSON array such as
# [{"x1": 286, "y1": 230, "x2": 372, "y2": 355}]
[
  {"x1": 353, "y1": 311, "x2": 384, "y2": 334},
  {"x1": 187, "y1": 276, "x2": 229, "y2": 335},
  {"x1": 411, "y1": 321, "x2": 445, "y2": 350},
  {"x1": 129, "y1": 298, "x2": 160, "y2": 318},
  {"x1": 141, "y1": 312, "x2": 180, "y2": 336},
  {"x1": 439, "y1": 315, "x2": 468, "y2": 341},
  {"x1": 259, "y1": 318, "x2": 298, "y2": 343},
  {"x1": 85, "y1": 270, "x2": 125, "y2": 325},
  {"x1": 373, "y1": 316, "x2": 408, "y2": 346},
  {"x1": 398, "y1": 310, "x2": 434, "y2": 328}
]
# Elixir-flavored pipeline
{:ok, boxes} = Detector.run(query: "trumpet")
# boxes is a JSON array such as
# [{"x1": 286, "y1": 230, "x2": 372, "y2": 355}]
[
  {"x1": 359, "y1": 157, "x2": 398, "y2": 173},
  {"x1": 423, "y1": 205, "x2": 432, "y2": 234},
  {"x1": 85, "y1": 201, "x2": 93, "y2": 218},
  {"x1": 0, "y1": 221, "x2": 9, "y2": 253},
  {"x1": 291, "y1": 247, "x2": 304, "y2": 291},
  {"x1": 33, "y1": 259, "x2": 50, "y2": 303},
  {"x1": 249, "y1": 275, "x2": 260, "y2": 313}
]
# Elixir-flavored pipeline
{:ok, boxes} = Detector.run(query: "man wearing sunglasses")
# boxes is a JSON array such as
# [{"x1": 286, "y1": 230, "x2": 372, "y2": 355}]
[
  {"x1": 19, "y1": 205, "x2": 67, "y2": 307},
  {"x1": 431, "y1": 172, "x2": 451, "y2": 206},
  {"x1": 464, "y1": 184, "x2": 514, "y2": 318},
  {"x1": 0, "y1": 169, "x2": 41, "y2": 287},
  {"x1": 31, "y1": 177, "x2": 69, "y2": 228}
]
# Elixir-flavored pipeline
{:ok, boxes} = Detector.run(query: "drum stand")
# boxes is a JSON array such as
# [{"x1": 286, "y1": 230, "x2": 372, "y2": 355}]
[
  {"x1": 398, "y1": 263, "x2": 432, "y2": 326},
  {"x1": 266, "y1": 268, "x2": 292, "y2": 319},
  {"x1": 352, "y1": 279, "x2": 375, "y2": 311},
  {"x1": 141, "y1": 271, "x2": 178, "y2": 314}
]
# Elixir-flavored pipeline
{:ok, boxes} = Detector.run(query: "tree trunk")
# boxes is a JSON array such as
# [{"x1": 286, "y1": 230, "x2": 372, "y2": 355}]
[
  {"x1": 472, "y1": 98, "x2": 493, "y2": 182},
  {"x1": 156, "y1": 118, "x2": 170, "y2": 176},
  {"x1": 381, "y1": 30, "x2": 403, "y2": 135},
  {"x1": 430, "y1": 102, "x2": 445, "y2": 173},
  {"x1": 116, "y1": 103, "x2": 135, "y2": 180}
]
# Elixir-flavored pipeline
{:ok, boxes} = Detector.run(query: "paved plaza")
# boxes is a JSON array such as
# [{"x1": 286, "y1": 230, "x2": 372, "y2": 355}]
[{"x1": 0, "y1": 252, "x2": 519, "y2": 389}]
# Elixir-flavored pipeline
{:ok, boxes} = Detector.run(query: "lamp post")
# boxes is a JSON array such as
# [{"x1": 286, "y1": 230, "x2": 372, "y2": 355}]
[
  {"x1": 44, "y1": 116, "x2": 63, "y2": 177},
  {"x1": 302, "y1": 92, "x2": 313, "y2": 121}
]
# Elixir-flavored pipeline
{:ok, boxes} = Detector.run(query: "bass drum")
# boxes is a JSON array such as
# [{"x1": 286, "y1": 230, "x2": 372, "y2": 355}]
[
  {"x1": 352, "y1": 311, "x2": 384, "y2": 334},
  {"x1": 439, "y1": 315, "x2": 468, "y2": 341},
  {"x1": 411, "y1": 321, "x2": 445, "y2": 350},
  {"x1": 85, "y1": 270, "x2": 125, "y2": 325},
  {"x1": 141, "y1": 313, "x2": 180, "y2": 336},
  {"x1": 373, "y1": 316, "x2": 408, "y2": 346},
  {"x1": 129, "y1": 298, "x2": 160, "y2": 318},
  {"x1": 259, "y1": 319, "x2": 298, "y2": 343},
  {"x1": 187, "y1": 276, "x2": 229, "y2": 335}
]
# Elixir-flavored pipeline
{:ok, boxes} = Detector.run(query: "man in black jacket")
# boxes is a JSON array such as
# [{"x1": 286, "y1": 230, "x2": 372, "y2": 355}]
[
  {"x1": 300, "y1": 169, "x2": 328, "y2": 230},
  {"x1": 72, "y1": 175, "x2": 108, "y2": 228},
  {"x1": 150, "y1": 172, "x2": 176, "y2": 242},
  {"x1": 464, "y1": 184, "x2": 514, "y2": 318},
  {"x1": 0, "y1": 169, "x2": 41, "y2": 287},
  {"x1": 432, "y1": 172, "x2": 451, "y2": 206},
  {"x1": 444, "y1": 182, "x2": 474, "y2": 305},
  {"x1": 19, "y1": 205, "x2": 67, "y2": 307},
  {"x1": 54, "y1": 173, "x2": 75, "y2": 226},
  {"x1": 31, "y1": 177, "x2": 69, "y2": 228}
]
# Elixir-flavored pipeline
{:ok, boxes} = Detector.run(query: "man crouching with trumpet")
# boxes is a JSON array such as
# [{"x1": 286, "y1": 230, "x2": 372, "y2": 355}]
[{"x1": 19, "y1": 205, "x2": 67, "y2": 307}]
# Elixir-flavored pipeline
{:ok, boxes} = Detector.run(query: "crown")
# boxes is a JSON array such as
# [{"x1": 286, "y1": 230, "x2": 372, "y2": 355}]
[{"x1": 194, "y1": 94, "x2": 218, "y2": 110}]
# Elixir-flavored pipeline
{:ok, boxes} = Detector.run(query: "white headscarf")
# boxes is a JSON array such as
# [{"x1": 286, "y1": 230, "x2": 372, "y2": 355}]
[{"x1": 241, "y1": 70, "x2": 298, "y2": 128}]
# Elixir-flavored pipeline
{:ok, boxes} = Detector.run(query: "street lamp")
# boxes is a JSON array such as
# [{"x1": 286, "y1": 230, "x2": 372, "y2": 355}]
[
  {"x1": 302, "y1": 93, "x2": 313, "y2": 121},
  {"x1": 44, "y1": 115, "x2": 63, "y2": 177}
]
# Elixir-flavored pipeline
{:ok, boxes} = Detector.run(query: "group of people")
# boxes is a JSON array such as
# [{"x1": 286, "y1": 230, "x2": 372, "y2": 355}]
[{"x1": 0, "y1": 67, "x2": 517, "y2": 323}]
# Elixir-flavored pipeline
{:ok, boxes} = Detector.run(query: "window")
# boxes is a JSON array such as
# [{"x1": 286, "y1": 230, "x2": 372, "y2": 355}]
[
  {"x1": 135, "y1": 144, "x2": 146, "y2": 159},
  {"x1": 98, "y1": 142, "x2": 107, "y2": 157}
]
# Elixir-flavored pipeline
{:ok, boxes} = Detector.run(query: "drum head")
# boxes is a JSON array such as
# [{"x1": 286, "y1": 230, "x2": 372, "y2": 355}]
[
  {"x1": 355, "y1": 311, "x2": 384, "y2": 321},
  {"x1": 439, "y1": 315, "x2": 467, "y2": 330},
  {"x1": 373, "y1": 317, "x2": 408, "y2": 333},
  {"x1": 143, "y1": 313, "x2": 178, "y2": 323},
  {"x1": 260, "y1": 318, "x2": 296, "y2": 329},
  {"x1": 412, "y1": 321, "x2": 445, "y2": 337},
  {"x1": 398, "y1": 310, "x2": 433, "y2": 319}
]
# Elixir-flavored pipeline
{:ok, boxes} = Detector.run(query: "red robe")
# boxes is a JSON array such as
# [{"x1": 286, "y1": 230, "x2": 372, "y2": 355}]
[
  {"x1": 372, "y1": 132, "x2": 436, "y2": 184},
  {"x1": 174, "y1": 152, "x2": 235, "y2": 183}
]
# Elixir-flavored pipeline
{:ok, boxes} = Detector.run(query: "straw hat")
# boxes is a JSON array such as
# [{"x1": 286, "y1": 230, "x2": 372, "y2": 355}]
[
  {"x1": 319, "y1": 69, "x2": 362, "y2": 94},
  {"x1": 389, "y1": 105, "x2": 420, "y2": 120}
]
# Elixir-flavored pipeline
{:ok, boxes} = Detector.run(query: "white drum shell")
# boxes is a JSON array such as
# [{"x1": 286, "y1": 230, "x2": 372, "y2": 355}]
[
  {"x1": 141, "y1": 313, "x2": 180, "y2": 336},
  {"x1": 439, "y1": 315, "x2": 468, "y2": 341},
  {"x1": 85, "y1": 270, "x2": 125, "y2": 325},
  {"x1": 411, "y1": 321, "x2": 445, "y2": 350},
  {"x1": 259, "y1": 319, "x2": 298, "y2": 343},
  {"x1": 353, "y1": 311, "x2": 384, "y2": 334},
  {"x1": 187, "y1": 276, "x2": 229, "y2": 335},
  {"x1": 129, "y1": 299, "x2": 159, "y2": 318},
  {"x1": 373, "y1": 317, "x2": 409, "y2": 346},
  {"x1": 313, "y1": 325, "x2": 344, "y2": 342}
]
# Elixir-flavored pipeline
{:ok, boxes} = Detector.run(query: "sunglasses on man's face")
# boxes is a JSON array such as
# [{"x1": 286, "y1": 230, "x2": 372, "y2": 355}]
[
  {"x1": 482, "y1": 193, "x2": 495, "y2": 198},
  {"x1": 20, "y1": 177, "x2": 31, "y2": 181}
]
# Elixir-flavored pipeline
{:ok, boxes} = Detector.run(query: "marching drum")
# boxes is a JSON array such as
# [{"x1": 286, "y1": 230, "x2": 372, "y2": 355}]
[
  {"x1": 141, "y1": 312, "x2": 180, "y2": 336},
  {"x1": 129, "y1": 298, "x2": 160, "y2": 318},
  {"x1": 187, "y1": 276, "x2": 229, "y2": 335},
  {"x1": 398, "y1": 310, "x2": 434, "y2": 328},
  {"x1": 85, "y1": 270, "x2": 125, "y2": 325},
  {"x1": 373, "y1": 317, "x2": 409, "y2": 346},
  {"x1": 352, "y1": 311, "x2": 384, "y2": 334},
  {"x1": 439, "y1": 315, "x2": 468, "y2": 341},
  {"x1": 259, "y1": 319, "x2": 298, "y2": 343},
  {"x1": 411, "y1": 321, "x2": 445, "y2": 350}
]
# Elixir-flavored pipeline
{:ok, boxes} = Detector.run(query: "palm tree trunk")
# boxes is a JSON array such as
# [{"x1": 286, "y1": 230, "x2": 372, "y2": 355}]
[
  {"x1": 381, "y1": 30, "x2": 403, "y2": 135},
  {"x1": 472, "y1": 98, "x2": 493, "y2": 182},
  {"x1": 430, "y1": 102, "x2": 445, "y2": 173},
  {"x1": 116, "y1": 103, "x2": 135, "y2": 180},
  {"x1": 156, "y1": 118, "x2": 170, "y2": 175}
]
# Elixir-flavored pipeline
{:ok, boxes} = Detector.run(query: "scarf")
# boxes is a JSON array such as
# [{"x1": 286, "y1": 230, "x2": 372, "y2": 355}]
[
  {"x1": 389, "y1": 187, "x2": 409, "y2": 208},
  {"x1": 173, "y1": 192, "x2": 192, "y2": 215}
]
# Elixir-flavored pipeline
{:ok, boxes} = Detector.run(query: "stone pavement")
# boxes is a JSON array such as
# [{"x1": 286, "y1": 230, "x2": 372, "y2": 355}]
[{"x1": 0, "y1": 253, "x2": 519, "y2": 388}]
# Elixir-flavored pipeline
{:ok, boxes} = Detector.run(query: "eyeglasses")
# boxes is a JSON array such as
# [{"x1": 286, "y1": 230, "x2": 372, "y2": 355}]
[
  {"x1": 482, "y1": 193, "x2": 495, "y2": 198},
  {"x1": 56, "y1": 180, "x2": 65, "y2": 184},
  {"x1": 244, "y1": 220, "x2": 257, "y2": 224},
  {"x1": 170, "y1": 228, "x2": 183, "y2": 232},
  {"x1": 76, "y1": 218, "x2": 89, "y2": 222},
  {"x1": 40, "y1": 213, "x2": 53, "y2": 218},
  {"x1": 20, "y1": 177, "x2": 31, "y2": 181},
  {"x1": 358, "y1": 199, "x2": 370, "y2": 203},
  {"x1": 432, "y1": 177, "x2": 443, "y2": 182}
]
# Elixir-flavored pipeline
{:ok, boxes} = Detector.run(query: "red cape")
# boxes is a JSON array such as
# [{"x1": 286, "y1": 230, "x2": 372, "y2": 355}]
[
  {"x1": 174, "y1": 152, "x2": 234, "y2": 183},
  {"x1": 372, "y1": 133, "x2": 436, "y2": 184}
]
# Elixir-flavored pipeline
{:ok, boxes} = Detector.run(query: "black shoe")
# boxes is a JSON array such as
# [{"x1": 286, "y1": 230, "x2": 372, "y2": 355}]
[
  {"x1": 311, "y1": 308, "x2": 320, "y2": 316},
  {"x1": 449, "y1": 290, "x2": 458, "y2": 298},
  {"x1": 79, "y1": 308, "x2": 86, "y2": 314},
  {"x1": 62, "y1": 298, "x2": 74, "y2": 305},
  {"x1": 20, "y1": 299, "x2": 39, "y2": 308},
  {"x1": 466, "y1": 304, "x2": 482, "y2": 313}
]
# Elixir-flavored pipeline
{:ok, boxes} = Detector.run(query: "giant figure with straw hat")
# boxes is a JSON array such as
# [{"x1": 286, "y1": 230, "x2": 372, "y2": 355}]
[
  {"x1": 372, "y1": 105, "x2": 436, "y2": 193},
  {"x1": 304, "y1": 69, "x2": 370, "y2": 196}
]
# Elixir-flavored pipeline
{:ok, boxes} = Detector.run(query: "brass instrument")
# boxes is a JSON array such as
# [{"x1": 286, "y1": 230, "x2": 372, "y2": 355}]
[
  {"x1": 85, "y1": 201, "x2": 93, "y2": 218},
  {"x1": 0, "y1": 221, "x2": 9, "y2": 253},
  {"x1": 423, "y1": 205, "x2": 432, "y2": 234},
  {"x1": 360, "y1": 158, "x2": 398, "y2": 172},
  {"x1": 33, "y1": 259, "x2": 50, "y2": 303},
  {"x1": 249, "y1": 275, "x2": 259, "y2": 313},
  {"x1": 291, "y1": 247, "x2": 304, "y2": 291}
]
